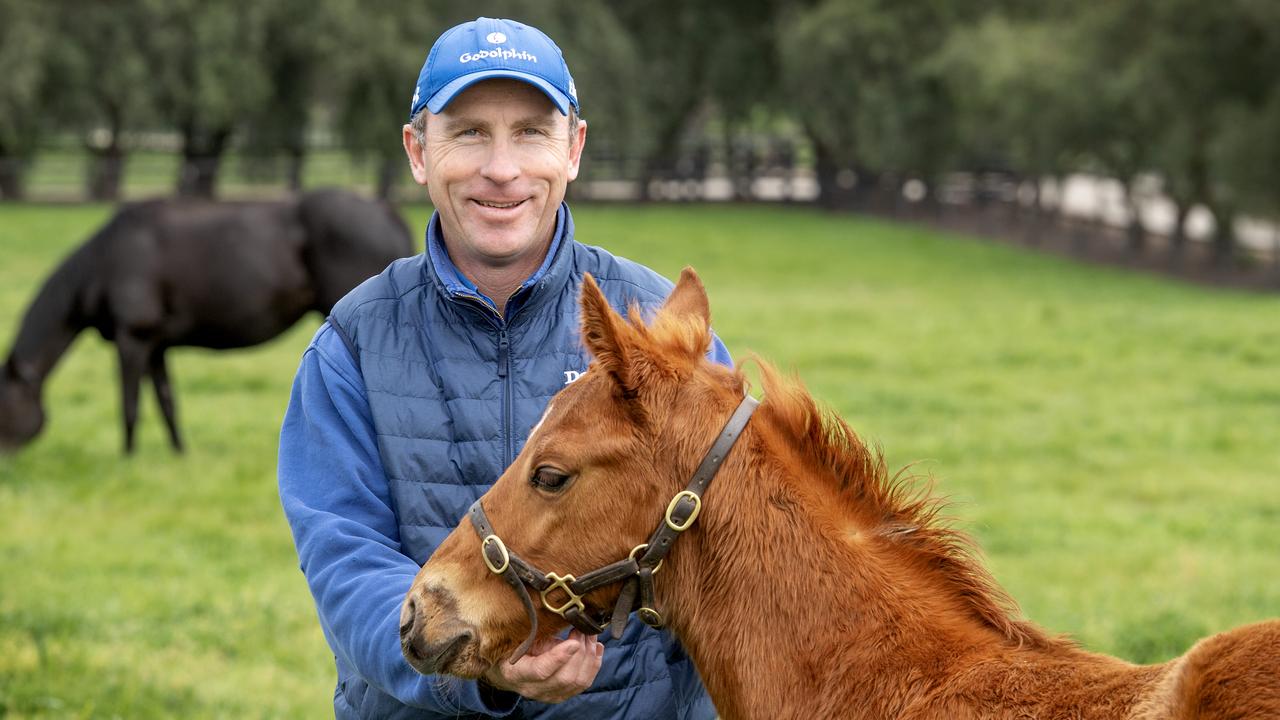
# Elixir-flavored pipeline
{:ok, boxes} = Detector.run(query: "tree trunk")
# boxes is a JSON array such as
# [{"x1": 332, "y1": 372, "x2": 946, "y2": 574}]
[
  {"x1": 1023, "y1": 180, "x2": 1045, "y2": 245},
  {"x1": 1272, "y1": 222, "x2": 1280, "y2": 283},
  {"x1": 813, "y1": 140, "x2": 841, "y2": 210},
  {"x1": 0, "y1": 156, "x2": 28, "y2": 200},
  {"x1": 639, "y1": 104, "x2": 699, "y2": 203},
  {"x1": 1169, "y1": 201, "x2": 1191, "y2": 265},
  {"x1": 177, "y1": 124, "x2": 231, "y2": 198},
  {"x1": 1123, "y1": 180, "x2": 1146, "y2": 256},
  {"x1": 852, "y1": 167, "x2": 881, "y2": 213},
  {"x1": 87, "y1": 146, "x2": 126, "y2": 201},
  {"x1": 375, "y1": 155, "x2": 399, "y2": 200},
  {"x1": 178, "y1": 157, "x2": 220, "y2": 198},
  {"x1": 1209, "y1": 206, "x2": 1235, "y2": 266},
  {"x1": 286, "y1": 147, "x2": 306, "y2": 192}
]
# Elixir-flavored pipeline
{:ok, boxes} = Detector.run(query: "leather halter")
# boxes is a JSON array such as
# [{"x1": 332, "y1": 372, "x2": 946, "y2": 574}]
[{"x1": 469, "y1": 393, "x2": 759, "y2": 663}]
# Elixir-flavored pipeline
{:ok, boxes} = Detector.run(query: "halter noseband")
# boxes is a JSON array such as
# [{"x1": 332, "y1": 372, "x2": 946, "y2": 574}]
[{"x1": 469, "y1": 393, "x2": 759, "y2": 663}]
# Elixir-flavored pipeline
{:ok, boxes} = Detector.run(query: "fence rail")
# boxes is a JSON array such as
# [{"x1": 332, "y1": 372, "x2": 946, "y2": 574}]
[{"x1": 5, "y1": 149, "x2": 1277, "y2": 289}]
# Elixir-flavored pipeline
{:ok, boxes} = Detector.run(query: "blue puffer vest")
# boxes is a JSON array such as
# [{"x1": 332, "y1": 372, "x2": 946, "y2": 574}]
[{"x1": 327, "y1": 208, "x2": 713, "y2": 719}]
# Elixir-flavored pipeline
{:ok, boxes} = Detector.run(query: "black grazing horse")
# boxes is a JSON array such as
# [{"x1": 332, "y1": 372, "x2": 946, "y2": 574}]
[{"x1": 0, "y1": 189, "x2": 413, "y2": 453}]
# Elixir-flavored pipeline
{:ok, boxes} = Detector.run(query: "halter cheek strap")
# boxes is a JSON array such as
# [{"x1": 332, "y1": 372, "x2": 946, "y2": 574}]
[{"x1": 468, "y1": 393, "x2": 759, "y2": 663}]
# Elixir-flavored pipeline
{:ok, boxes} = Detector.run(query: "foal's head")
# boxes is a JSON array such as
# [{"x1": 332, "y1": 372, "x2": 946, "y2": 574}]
[{"x1": 400, "y1": 268, "x2": 743, "y2": 678}]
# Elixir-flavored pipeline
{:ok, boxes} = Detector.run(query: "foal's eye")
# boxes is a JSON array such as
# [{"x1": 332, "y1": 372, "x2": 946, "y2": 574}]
[{"x1": 531, "y1": 466, "x2": 571, "y2": 491}]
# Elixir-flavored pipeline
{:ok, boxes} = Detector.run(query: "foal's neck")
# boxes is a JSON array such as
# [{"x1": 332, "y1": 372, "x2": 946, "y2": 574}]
[{"x1": 661, "y1": 428, "x2": 1032, "y2": 719}]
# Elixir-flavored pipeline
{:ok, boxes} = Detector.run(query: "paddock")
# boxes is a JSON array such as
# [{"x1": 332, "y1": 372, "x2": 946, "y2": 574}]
[{"x1": 0, "y1": 203, "x2": 1276, "y2": 716}]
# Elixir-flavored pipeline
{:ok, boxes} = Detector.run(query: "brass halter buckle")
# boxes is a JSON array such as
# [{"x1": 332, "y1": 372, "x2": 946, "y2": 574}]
[
  {"x1": 540, "y1": 572, "x2": 586, "y2": 616},
  {"x1": 664, "y1": 490, "x2": 703, "y2": 532},
  {"x1": 481, "y1": 534, "x2": 510, "y2": 574}
]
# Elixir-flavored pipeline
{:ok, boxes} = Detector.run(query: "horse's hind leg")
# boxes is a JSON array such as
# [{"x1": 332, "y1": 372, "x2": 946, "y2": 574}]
[{"x1": 148, "y1": 348, "x2": 183, "y2": 453}]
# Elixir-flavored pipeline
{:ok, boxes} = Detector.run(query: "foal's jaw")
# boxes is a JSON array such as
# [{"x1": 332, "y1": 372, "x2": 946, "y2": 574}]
[{"x1": 401, "y1": 563, "x2": 508, "y2": 679}]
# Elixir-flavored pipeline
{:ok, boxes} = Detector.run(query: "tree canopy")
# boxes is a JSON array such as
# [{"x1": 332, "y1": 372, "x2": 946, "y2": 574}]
[{"x1": 1, "y1": 0, "x2": 1276, "y2": 245}]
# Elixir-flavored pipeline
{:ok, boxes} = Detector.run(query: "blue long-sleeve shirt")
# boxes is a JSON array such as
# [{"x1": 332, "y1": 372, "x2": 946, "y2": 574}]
[
  {"x1": 280, "y1": 322, "x2": 511, "y2": 713},
  {"x1": 279, "y1": 207, "x2": 729, "y2": 718}
]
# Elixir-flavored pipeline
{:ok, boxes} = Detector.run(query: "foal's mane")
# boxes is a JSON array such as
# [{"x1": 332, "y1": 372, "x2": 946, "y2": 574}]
[
  {"x1": 747, "y1": 358, "x2": 1064, "y2": 651},
  {"x1": 627, "y1": 298, "x2": 1059, "y2": 650}
]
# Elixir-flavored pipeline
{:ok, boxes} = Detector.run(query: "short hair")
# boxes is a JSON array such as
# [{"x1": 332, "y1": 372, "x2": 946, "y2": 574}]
[{"x1": 409, "y1": 105, "x2": 580, "y2": 148}]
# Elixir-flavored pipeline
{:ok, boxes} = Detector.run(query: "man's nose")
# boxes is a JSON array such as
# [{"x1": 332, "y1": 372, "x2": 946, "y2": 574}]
[{"x1": 480, "y1": 139, "x2": 520, "y2": 184}]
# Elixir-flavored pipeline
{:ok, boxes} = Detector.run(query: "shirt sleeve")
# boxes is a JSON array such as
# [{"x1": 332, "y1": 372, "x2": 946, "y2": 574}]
[
  {"x1": 708, "y1": 333, "x2": 733, "y2": 368},
  {"x1": 277, "y1": 322, "x2": 519, "y2": 716}
]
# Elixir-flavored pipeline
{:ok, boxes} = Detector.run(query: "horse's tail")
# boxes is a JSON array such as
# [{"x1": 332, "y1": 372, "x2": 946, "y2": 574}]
[{"x1": 296, "y1": 189, "x2": 415, "y2": 313}]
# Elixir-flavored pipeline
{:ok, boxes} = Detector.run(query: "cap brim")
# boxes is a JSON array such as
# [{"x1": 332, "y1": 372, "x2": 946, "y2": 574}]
[{"x1": 426, "y1": 70, "x2": 573, "y2": 115}]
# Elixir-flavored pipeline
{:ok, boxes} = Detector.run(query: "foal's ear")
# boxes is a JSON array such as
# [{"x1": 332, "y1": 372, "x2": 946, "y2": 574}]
[
  {"x1": 659, "y1": 267, "x2": 711, "y2": 333},
  {"x1": 579, "y1": 273, "x2": 636, "y2": 390}
]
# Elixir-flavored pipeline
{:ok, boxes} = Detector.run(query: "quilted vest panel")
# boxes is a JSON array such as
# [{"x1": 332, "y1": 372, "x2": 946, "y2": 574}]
[{"x1": 328, "y1": 228, "x2": 711, "y2": 720}]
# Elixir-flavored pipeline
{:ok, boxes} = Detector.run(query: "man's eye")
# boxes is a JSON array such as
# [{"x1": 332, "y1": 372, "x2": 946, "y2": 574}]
[
  {"x1": 531, "y1": 466, "x2": 570, "y2": 491},
  {"x1": 459, "y1": 128, "x2": 480, "y2": 137}
]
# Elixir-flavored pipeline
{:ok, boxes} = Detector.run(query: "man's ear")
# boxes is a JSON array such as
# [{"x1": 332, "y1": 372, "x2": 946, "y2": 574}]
[
  {"x1": 402, "y1": 124, "x2": 430, "y2": 186},
  {"x1": 579, "y1": 273, "x2": 635, "y2": 393},
  {"x1": 659, "y1": 267, "x2": 711, "y2": 332},
  {"x1": 566, "y1": 117, "x2": 587, "y2": 183}
]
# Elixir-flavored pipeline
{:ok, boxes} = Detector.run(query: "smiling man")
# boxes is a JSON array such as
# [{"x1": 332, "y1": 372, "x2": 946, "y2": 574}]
[{"x1": 278, "y1": 17, "x2": 727, "y2": 720}]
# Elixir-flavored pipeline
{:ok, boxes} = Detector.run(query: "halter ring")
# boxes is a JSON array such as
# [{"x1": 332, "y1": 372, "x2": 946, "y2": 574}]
[{"x1": 629, "y1": 543, "x2": 663, "y2": 574}]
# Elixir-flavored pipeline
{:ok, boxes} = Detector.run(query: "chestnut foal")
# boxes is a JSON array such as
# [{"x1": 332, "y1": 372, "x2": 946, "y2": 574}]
[{"x1": 401, "y1": 269, "x2": 1280, "y2": 719}]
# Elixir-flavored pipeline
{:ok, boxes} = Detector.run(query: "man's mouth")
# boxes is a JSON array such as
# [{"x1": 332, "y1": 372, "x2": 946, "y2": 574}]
[{"x1": 474, "y1": 199, "x2": 527, "y2": 209}]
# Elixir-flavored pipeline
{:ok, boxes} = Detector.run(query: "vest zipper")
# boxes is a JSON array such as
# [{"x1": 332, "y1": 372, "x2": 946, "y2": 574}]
[
  {"x1": 498, "y1": 329, "x2": 514, "y2": 465},
  {"x1": 454, "y1": 292, "x2": 517, "y2": 468}
]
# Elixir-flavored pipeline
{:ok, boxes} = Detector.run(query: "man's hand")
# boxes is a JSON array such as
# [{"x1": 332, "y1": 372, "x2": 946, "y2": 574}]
[{"x1": 481, "y1": 629, "x2": 604, "y2": 704}]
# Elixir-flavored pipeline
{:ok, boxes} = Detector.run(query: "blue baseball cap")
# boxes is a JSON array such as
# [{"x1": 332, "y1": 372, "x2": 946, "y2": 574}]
[{"x1": 409, "y1": 17, "x2": 579, "y2": 120}]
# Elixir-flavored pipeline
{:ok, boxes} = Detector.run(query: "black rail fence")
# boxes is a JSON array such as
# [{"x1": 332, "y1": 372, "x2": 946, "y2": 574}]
[{"x1": 5, "y1": 148, "x2": 1278, "y2": 291}]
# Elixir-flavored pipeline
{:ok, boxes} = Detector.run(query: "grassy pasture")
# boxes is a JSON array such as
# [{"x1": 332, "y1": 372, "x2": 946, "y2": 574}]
[{"x1": 1, "y1": 202, "x2": 1277, "y2": 717}]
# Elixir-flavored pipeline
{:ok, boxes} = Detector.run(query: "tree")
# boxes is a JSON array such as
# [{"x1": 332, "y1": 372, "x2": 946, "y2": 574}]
[
  {"x1": 1135, "y1": 0, "x2": 1271, "y2": 262},
  {"x1": 612, "y1": 0, "x2": 784, "y2": 199},
  {"x1": 141, "y1": 0, "x2": 270, "y2": 197},
  {"x1": 240, "y1": 0, "x2": 341, "y2": 192},
  {"x1": 778, "y1": 0, "x2": 971, "y2": 209},
  {"x1": 1214, "y1": 89, "x2": 1280, "y2": 228},
  {"x1": 43, "y1": 0, "x2": 154, "y2": 200},
  {"x1": 936, "y1": 15, "x2": 1090, "y2": 230},
  {"x1": 329, "y1": 1, "x2": 438, "y2": 199},
  {"x1": 0, "y1": 0, "x2": 52, "y2": 199},
  {"x1": 1067, "y1": 0, "x2": 1164, "y2": 253}
]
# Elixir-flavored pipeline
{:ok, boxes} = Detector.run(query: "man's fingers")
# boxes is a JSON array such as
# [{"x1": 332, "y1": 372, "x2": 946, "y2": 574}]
[
  {"x1": 489, "y1": 632, "x2": 604, "y2": 703},
  {"x1": 515, "y1": 637, "x2": 581, "y2": 683},
  {"x1": 554, "y1": 632, "x2": 603, "y2": 692}
]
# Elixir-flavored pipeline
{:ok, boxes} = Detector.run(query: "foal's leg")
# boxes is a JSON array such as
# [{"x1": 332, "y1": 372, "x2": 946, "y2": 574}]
[
  {"x1": 115, "y1": 335, "x2": 149, "y2": 455},
  {"x1": 148, "y1": 347, "x2": 183, "y2": 453}
]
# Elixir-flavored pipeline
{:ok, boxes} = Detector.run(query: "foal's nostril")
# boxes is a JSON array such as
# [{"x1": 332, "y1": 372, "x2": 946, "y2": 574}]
[{"x1": 400, "y1": 595, "x2": 417, "y2": 638}]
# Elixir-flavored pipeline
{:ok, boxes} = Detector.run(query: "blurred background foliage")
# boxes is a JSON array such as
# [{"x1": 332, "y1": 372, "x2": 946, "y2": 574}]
[
  {"x1": 0, "y1": 0, "x2": 1277, "y2": 260},
  {"x1": 2, "y1": 1, "x2": 1279, "y2": 715}
]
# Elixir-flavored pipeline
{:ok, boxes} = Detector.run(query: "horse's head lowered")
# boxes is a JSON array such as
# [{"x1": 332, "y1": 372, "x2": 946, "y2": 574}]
[
  {"x1": 0, "y1": 357, "x2": 44, "y2": 451},
  {"x1": 399, "y1": 268, "x2": 752, "y2": 678}
]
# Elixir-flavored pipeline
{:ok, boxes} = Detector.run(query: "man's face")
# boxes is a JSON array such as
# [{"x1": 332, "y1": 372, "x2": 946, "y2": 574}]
[{"x1": 403, "y1": 79, "x2": 586, "y2": 274}]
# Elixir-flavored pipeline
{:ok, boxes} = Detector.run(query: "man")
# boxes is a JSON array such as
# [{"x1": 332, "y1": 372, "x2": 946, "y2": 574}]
[{"x1": 278, "y1": 17, "x2": 728, "y2": 719}]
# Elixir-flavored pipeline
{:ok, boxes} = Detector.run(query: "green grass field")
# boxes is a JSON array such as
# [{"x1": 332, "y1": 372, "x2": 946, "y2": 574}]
[{"x1": 1, "y1": 202, "x2": 1277, "y2": 717}]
